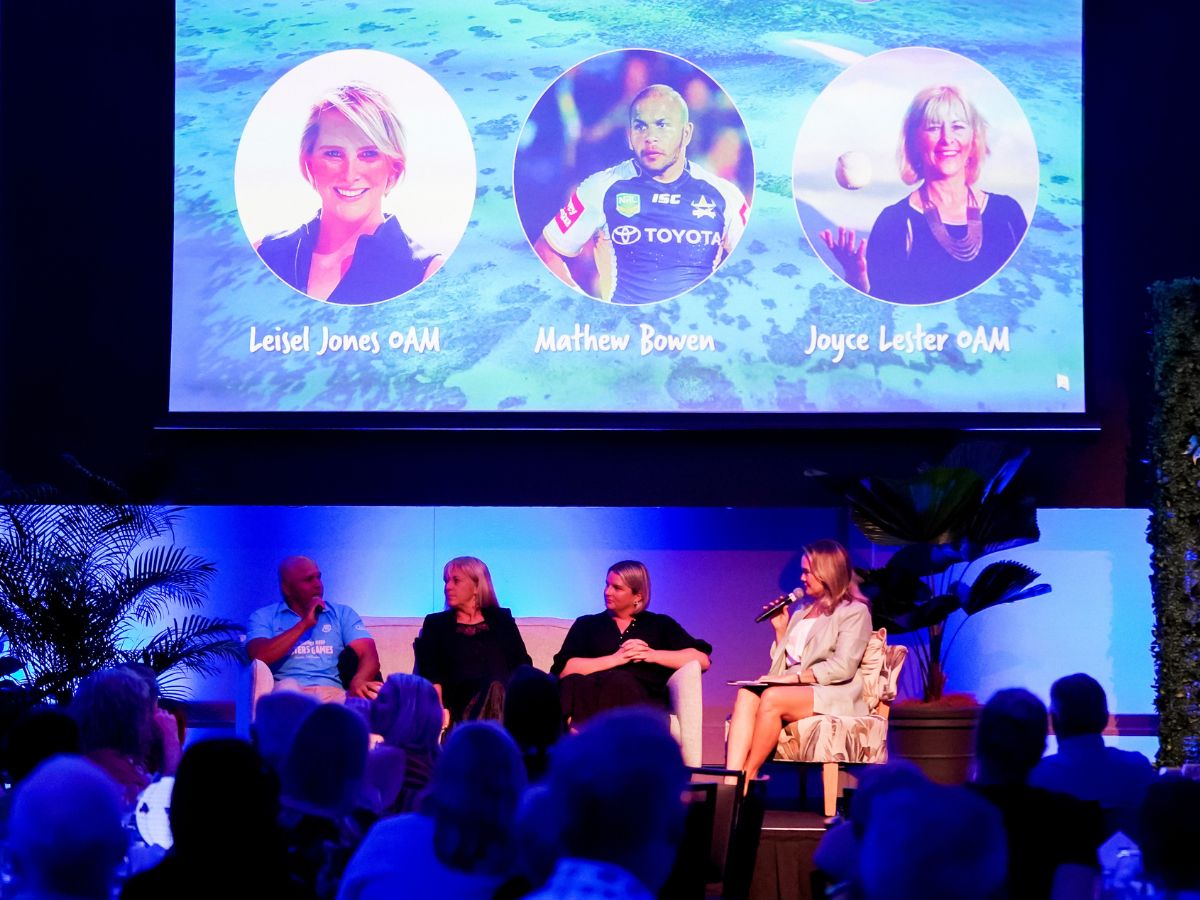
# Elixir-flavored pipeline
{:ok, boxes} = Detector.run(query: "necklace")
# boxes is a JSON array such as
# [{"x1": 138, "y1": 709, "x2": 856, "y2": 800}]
[{"x1": 920, "y1": 185, "x2": 982, "y2": 262}]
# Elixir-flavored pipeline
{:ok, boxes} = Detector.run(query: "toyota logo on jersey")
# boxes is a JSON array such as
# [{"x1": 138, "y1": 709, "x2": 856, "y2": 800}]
[{"x1": 611, "y1": 225, "x2": 642, "y2": 245}]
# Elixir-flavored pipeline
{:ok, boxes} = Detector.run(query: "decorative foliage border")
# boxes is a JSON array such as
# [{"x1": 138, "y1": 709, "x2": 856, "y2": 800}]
[{"x1": 1147, "y1": 278, "x2": 1200, "y2": 765}]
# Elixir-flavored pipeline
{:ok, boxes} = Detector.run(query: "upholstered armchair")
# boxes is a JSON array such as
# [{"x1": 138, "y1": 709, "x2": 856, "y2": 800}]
[{"x1": 772, "y1": 628, "x2": 908, "y2": 816}]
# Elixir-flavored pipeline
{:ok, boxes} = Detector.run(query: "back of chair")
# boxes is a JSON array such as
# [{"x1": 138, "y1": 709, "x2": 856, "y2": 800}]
[
  {"x1": 361, "y1": 615, "x2": 574, "y2": 675},
  {"x1": 875, "y1": 642, "x2": 909, "y2": 720},
  {"x1": 859, "y1": 628, "x2": 907, "y2": 716}
]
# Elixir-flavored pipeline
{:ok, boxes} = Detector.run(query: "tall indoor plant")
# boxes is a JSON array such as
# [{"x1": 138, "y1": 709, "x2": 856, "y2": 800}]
[
  {"x1": 814, "y1": 443, "x2": 1051, "y2": 702},
  {"x1": 1146, "y1": 277, "x2": 1200, "y2": 766},
  {"x1": 0, "y1": 477, "x2": 242, "y2": 704}
]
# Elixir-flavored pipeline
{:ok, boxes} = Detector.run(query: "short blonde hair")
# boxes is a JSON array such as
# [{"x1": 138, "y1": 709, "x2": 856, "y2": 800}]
[
  {"x1": 443, "y1": 557, "x2": 499, "y2": 610},
  {"x1": 898, "y1": 85, "x2": 989, "y2": 186},
  {"x1": 299, "y1": 83, "x2": 407, "y2": 188},
  {"x1": 608, "y1": 560, "x2": 651, "y2": 610}
]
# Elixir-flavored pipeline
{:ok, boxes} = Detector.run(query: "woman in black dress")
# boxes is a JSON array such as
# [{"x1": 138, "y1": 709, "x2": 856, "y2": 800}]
[
  {"x1": 414, "y1": 557, "x2": 531, "y2": 724},
  {"x1": 552, "y1": 560, "x2": 711, "y2": 725}
]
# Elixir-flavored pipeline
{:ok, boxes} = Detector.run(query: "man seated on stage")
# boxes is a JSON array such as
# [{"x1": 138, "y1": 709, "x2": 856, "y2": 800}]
[{"x1": 246, "y1": 555, "x2": 382, "y2": 703}]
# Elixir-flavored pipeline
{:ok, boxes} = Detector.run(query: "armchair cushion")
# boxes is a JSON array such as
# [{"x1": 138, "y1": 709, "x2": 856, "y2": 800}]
[{"x1": 774, "y1": 629, "x2": 908, "y2": 765}]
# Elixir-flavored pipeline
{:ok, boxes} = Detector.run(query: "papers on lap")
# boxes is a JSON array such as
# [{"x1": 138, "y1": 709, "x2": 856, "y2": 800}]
[{"x1": 727, "y1": 673, "x2": 801, "y2": 687}]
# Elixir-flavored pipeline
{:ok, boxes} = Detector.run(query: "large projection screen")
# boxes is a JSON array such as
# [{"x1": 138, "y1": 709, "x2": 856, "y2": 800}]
[{"x1": 170, "y1": 0, "x2": 1083, "y2": 417}]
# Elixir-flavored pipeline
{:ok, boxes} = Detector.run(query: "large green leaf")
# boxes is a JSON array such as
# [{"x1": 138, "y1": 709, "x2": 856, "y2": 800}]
[
  {"x1": 873, "y1": 592, "x2": 963, "y2": 633},
  {"x1": 844, "y1": 467, "x2": 985, "y2": 546},
  {"x1": 884, "y1": 542, "x2": 972, "y2": 577},
  {"x1": 963, "y1": 561, "x2": 1051, "y2": 615}
]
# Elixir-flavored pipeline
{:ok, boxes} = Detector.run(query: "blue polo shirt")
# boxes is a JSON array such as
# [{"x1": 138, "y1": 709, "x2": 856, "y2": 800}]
[{"x1": 246, "y1": 600, "x2": 372, "y2": 688}]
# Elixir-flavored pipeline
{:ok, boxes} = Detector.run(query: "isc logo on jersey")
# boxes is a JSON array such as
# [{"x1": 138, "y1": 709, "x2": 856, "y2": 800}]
[{"x1": 611, "y1": 226, "x2": 720, "y2": 246}]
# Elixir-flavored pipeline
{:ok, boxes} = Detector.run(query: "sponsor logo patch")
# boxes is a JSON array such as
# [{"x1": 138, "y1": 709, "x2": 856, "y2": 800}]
[
  {"x1": 615, "y1": 192, "x2": 641, "y2": 218},
  {"x1": 611, "y1": 225, "x2": 642, "y2": 245},
  {"x1": 554, "y1": 190, "x2": 585, "y2": 233},
  {"x1": 691, "y1": 195, "x2": 717, "y2": 220}
]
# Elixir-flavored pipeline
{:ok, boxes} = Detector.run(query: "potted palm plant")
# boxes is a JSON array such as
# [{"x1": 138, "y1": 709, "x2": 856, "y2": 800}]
[
  {"x1": 0, "y1": 471, "x2": 243, "y2": 705},
  {"x1": 811, "y1": 443, "x2": 1051, "y2": 782}
]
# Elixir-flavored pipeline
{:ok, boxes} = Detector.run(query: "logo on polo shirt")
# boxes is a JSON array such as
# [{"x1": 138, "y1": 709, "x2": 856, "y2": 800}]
[{"x1": 294, "y1": 642, "x2": 335, "y2": 656}]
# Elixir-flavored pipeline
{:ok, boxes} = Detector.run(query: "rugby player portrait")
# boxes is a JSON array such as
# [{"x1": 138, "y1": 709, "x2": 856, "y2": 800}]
[{"x1": 522, "y1": 59, "x2": 752, "y2": 307}]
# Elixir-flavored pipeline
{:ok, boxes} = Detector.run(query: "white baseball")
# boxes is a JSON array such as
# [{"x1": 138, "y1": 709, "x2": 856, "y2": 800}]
[{"x1": 836, "y1": 151, "x2": 872, "y2": 190}]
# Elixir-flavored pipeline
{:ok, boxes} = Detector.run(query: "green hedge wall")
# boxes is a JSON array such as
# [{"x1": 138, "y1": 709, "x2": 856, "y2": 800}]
[{"x1": 1147, "y1": 278, "x2": 1200, "y2": 766}]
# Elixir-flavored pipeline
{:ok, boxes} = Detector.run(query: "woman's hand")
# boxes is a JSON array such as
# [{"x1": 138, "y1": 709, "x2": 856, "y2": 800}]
[
  {"x1": 819, "y1": 227, "x2": 870, "y2": 293},
  {"x1": 153, "y1": 707, "x2": 183, "y2": 776},
  {"x1": 620, "y1": 639, "x2": 655, "y2": 664},
  {"x1": 769, "y1": 604, "x2": 791, "y2": 642}
]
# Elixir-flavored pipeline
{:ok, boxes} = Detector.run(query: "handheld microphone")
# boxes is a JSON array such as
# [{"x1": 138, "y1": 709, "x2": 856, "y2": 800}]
[{"x1": 754, "y1": 588, "x2": 803, "y2": 623}]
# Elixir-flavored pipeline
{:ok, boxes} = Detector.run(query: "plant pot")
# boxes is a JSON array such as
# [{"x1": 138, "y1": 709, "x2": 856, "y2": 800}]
[{"x1": 887, "y1": 703, "x2": 981, "y2": 785}]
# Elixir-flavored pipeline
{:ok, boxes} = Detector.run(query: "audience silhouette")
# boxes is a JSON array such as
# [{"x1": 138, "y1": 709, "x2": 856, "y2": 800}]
[
  {"x1": 7, "y1": 755, "x2": 127, "y2": 900},
  {"x1": 338, "y1": 721, "x2": 526, "y2": 900},
  {"x1": 1029, "y1": 672, "x2": 1155, "y2": 838}
]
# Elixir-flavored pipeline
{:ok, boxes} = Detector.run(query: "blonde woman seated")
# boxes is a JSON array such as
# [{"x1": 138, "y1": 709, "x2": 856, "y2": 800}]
[{"x1": 726, "y1": 539, "x2": 873, "y2": 781}]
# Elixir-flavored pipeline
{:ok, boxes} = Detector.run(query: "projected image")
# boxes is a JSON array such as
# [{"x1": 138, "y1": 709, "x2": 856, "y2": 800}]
[
  {"x1": 171, "y1": 0, "x2": 1083, "y2": 416},
  {"x1": 234, "y1": 50, "x2": 475, "y2": 306},
  {"x1": 515, "y1": 50, "x2": 753, "y2": 306},
  {"x1": 793, "y1": 48, "x2": 1038, "y2": 306}
]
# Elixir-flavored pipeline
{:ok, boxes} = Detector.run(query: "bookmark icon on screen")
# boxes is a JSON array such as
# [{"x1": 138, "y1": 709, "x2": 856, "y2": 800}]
[{"x1": 1056, "y1": 374, "x2": 1070, "y2": 391}]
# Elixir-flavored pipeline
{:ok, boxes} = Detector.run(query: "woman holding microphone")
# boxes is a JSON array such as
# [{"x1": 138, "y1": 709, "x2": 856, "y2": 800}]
[{"x1": 725, "y1": 540, "x2": 873, "y2": 781}]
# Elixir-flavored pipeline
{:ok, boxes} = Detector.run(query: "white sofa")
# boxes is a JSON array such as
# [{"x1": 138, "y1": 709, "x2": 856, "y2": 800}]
[{"x1": 240, "y1": 615, "x2": 704, "y2": 766}]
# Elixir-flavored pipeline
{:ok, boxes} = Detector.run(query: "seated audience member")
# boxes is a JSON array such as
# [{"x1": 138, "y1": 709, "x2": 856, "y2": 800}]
[
  {"x1": 503, "y1": 665, "x2": 564, "y2": 782},
  {"x1": 280, "y1": 703, "x2": 373, "y2": 900},
  {"x1": 246, "y1": 556, "x2": 383, "y2": 703},
  {"x1": 0, "y1": 706, "x2": 81, "y2": 838},
  {"x1": 254, "y1": 688, "x2": 320, "y2": 775},
  {"x1": 415, "y1": 557, "x2": 532, "y2": 724},
  {"x1": 524, "y1": 709, "x2": 689, "y2": 899},
  {"x1": 113, "y1": 662, "x2": 185, "y2": 772},
  {"x1": 859, "y1": 782, "x2": 1007, "y2": 900},
  {"x1": 1029, "y1": 672, "x2": 1155, "y2": 837},
  {"x1": 338, "y1": 721, "x2": 527, "y2": 900},
  {"x1": 508, "y1": 785, "x2": 560, "y2": 895},
  {"x1": 1138, "y1": 774, "x2": 1200, "y2": 897},
  {"x1": 71, "y1": 667, "x2": 181, "y2": 808},
  {"x1": 366, "y1": 673, "x2": 444, "y2": 814},
  {"x1": 7, "y1": 756, "x2": 128, "y2": 900},
  {"x1": 969, "y1": 688, "x2": 1104, "y2": 900},
  {"x1": 813, "y1": 761, "x2": 930, "y2": 894},
  {"x1": 552, "y1": 560, "x2": 711, "y2": 726},
  {"x1": 121, "y1": 738, "x2": 313, "y2": 900}
]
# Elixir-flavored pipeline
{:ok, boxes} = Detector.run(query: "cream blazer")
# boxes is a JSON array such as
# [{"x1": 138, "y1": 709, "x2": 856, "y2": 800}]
[{"x1": 765, "y1": 599, "x2": 873, "y2": 717}]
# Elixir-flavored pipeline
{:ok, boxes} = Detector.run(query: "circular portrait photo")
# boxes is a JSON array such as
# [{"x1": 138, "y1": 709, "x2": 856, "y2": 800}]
[
  {"x1": 793, "y1": 47, "x2": 1038, "y2": 306},
  {"x1": 234, "y1": 49, "x2": 475, "y2": 307},
  {"x1": 515, "y1": 49, "x2": 754, "y2": 307}
]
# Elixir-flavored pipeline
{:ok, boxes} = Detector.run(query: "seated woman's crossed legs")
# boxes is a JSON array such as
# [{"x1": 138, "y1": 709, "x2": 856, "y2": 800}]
[{"x1": 726, "y1": 685, "x2": 815, "y2": 782}]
